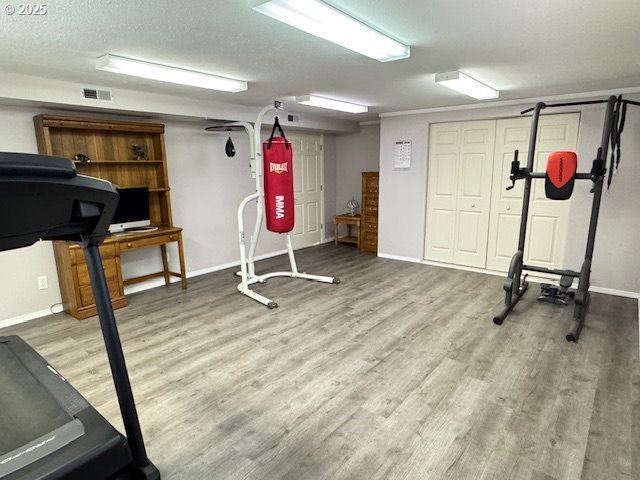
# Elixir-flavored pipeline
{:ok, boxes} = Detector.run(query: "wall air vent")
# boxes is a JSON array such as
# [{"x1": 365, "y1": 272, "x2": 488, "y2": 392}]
[{"x1": 82, "y1": 88, "x2": 113, "y2": 101}]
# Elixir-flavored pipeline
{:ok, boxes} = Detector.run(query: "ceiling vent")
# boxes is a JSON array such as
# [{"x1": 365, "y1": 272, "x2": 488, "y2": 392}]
[{"x1": 82, "y1": 88, "x2": 113, "y2": 102}]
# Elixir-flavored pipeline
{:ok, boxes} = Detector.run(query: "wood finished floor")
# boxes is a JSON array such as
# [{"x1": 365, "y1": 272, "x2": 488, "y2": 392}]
[{"x1": 2, "y1": 244, "x2": 638, "y2": 480}]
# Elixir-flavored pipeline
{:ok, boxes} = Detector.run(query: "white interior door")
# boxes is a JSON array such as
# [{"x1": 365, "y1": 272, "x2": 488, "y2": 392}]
[
  {"x1": 486, "y1": 113, "x2": 580, "y2": 272},
  {"x1": 486, "y1": 117, "x2": 531, "y2": 271},
  {"x1": 424, "y1": 123, "x2": 460, "y2": 263},
  {"x1": 453, "y1": 121, "x2": 496, "y2": 267},
  {"x1": 288, "y1": 132, "x2": 323, "y2": 249},
  {"x1": 425, "y1": 120, "x2": 496, "y2": 268}
]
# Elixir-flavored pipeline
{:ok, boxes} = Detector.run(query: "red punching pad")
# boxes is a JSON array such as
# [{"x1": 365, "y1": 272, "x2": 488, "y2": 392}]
[
  {"x1": 263, "y1": 133, "x2": 295, "y2": 233},
  {"x1": 545, "y1": 151, "x2": 577, "y2": 200}
]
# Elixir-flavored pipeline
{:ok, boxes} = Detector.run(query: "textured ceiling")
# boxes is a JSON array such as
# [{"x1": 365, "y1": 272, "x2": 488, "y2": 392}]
[{"x1": 1, "y1": 0, "x2": 639, "y2": 121}]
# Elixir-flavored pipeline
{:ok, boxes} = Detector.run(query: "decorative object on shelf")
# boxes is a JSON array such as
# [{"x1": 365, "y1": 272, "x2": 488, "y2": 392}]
[
  {"x1": 132, "y1": 144, "x2": 148, "y2": 160},
  {"x1": 347, "y1": 196, "x2": 359, "y2": 216},
  {"x1": 225, "y1": 130, "x2": 236, "y2": 157},
  {"x1": 74, "y1": 153, "x2": 90, "y2": 163}
]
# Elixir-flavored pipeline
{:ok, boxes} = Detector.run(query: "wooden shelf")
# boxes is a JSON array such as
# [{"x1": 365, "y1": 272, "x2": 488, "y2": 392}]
[
  {"x1": 74, "y1": 160, "x2": 164, "y2": 165},
  {"x1": 361, "y1": 172, "x2": 379, "y2": 253},
  {"x1": 337, "y1": 235, "x2": 358, "y2": 244},
  {"x1": 34, "y1": 113, "x2": 184, "y2": 320},
  {"x1": 39, "y1": 116, "x2": 164, "y2": 133}
]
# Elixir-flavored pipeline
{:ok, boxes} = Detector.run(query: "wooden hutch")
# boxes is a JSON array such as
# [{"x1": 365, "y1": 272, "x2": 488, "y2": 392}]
[
  {"x1": 33, "y1": 114, "x2": 187, "y2": 319},
  {"x1": 360, "y1": 172, "x2": 379, "y2": 253}
]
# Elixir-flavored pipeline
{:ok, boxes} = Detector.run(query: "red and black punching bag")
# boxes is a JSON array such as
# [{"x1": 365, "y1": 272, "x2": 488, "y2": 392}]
[{"x1": 263, "y1": 117, "x2": 295, "y2": 233}]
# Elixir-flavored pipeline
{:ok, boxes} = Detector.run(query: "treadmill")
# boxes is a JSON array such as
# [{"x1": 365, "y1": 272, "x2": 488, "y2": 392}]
[{"x1": 0, "y1": 152, "x2": 160, "y2": 479}]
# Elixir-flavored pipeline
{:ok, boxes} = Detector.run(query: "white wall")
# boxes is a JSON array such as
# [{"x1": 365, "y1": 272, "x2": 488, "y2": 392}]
[
  {"x1": 379, "y1": 94, "x2": 640, "y2": 294},
  {"x1": 0, "y1": 106, "x2": 63, "y2": 324},
  {"x1": 564, "y1": 103, "x2": 640, "y2": 294},
  {"x1": 0, "y1": 241, "x2": 62, "y2": 323},
  {"x1": 120, "y1": 122, "x2": 287, "y2": 283},
  {"x1": 334, "y1": 124, "x2": 381, "y2": 235},
  {"x1": 323, "y1": 135, "x2": 337, "y2": 239},
  {"x1": 0, "y1": 72, "x2": 359, "y2": 135}
]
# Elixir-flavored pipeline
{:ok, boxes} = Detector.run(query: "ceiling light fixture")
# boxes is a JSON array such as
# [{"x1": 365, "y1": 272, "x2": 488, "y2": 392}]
[
  {"x1": 296, "y1": 95, "x2": 368, "y2": 113},
  {"x1": 95, "y1": 54, "x2": 248, "y2": 93},
  {"x1": 253, "y1": 0, "x2": 409, "y2": 62},
  {"x1": 435, "y1": 71, "x2": 499, "y2": 100}
]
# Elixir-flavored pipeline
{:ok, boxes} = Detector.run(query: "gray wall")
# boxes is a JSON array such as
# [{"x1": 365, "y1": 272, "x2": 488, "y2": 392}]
[
  {"x1": 0, "y1": 104, "x2": 344, "y2": 324},
  {"x1": 379, "y1": 95, "x2": 640, "y2": 294},
  {"x1": 323, "y1": 135, "x2": 337, "y2": 239},
  {"x1": 564, "y1": 104, "x2": 640, "y2": 294},
  {"x1": 0, "y1": 106, "x2": 63, "y2": 321},
  {"x1": 334, "y1": 124, "x2": 381, "y2": 235},
  {"x1": 119, "y1": 121, "x2": 289, "y2": 284}
]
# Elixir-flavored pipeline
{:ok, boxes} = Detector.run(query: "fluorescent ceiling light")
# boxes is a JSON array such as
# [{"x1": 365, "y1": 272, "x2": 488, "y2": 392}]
[
  {"x1": 296, "y1": 95, "x2": 368, "y2": 113},
  {"x1": 435, "y1": 71, "x2": 498, "y2": 100},
  {"x1": 253, "y1": 0, "x2": 409, "y2": 62},
  {"x1": 96, "y1": 54, "x2": 247, "y2": 93}
]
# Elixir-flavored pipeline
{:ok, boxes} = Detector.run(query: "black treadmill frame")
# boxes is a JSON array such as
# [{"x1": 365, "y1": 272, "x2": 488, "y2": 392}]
[{"x1": 0, "y1": 152, "x2": 160, "y2": 479}]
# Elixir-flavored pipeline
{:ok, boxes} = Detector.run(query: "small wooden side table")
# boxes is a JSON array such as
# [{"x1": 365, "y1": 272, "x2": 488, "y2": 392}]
[{"x1": 334, "y1": 213, "x2": 361, "y2": 248}]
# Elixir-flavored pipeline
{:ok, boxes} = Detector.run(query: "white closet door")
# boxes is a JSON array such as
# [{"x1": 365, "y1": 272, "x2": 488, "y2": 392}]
[
  {"x1": 424, "y1": 123, "x2": 460, "y2": 263},
  {"x1": 486, "y1": 117, "x2": 531, "y2": 271},
  {"x1": 425, "y1": 120, "x2": 496, "y2": 267},
  {"x1": 486, "y1": 113, "x2": 580, "y2": 272},
  {"x1": 452, "y1": 121, "x2": 497, "y2": 267},
  {"x1": 288, "y1": 133, "x2": 323, "y2": 250}
]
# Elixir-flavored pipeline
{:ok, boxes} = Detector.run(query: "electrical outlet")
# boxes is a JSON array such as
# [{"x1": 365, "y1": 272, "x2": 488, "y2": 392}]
[{"x1": 37, "y1": 275, "x2": 48, "y2": 290}]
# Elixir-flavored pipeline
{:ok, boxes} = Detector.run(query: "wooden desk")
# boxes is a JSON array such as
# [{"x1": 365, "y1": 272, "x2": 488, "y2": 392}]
[
  {"x1": 115, "y1": 226, "x2": 187, "y2": 289},
  {"x1": 53, "y1": 226, "x2": 187, "y2": 320},
  {"x1": 334, "y1": 214, "x2": 361, "y2": 248}
]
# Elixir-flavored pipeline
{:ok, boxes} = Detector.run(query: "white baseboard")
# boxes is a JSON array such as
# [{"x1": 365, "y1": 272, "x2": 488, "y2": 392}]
[
  {"x1": 6, "y1": 248, "x2": 639, "y2": 350},
  {"x1": 0, "y1": 307, "x2": 62, "y2": 329},
  {"x1": 409, "y1": 258, "x2": 640, "y2": 299},
  {"x1": 420, "y1": 259, "x2": 506, "y2": 277},
  {"x1": 588, "y1": 286, "x2": 640, "y2": 300},
  {"x1": 2, "y1": 248, "x2": 294, "y2": 326},
  {"x1": 124, "y1": 278, "x2": 180, "y2": 295},
  {"x1": 377, "y1": 252, "x2": 422, "y2": 263},
  {"x1": 125, "y1": 248, "x2": 290, "y2": 295},
  {"x1": 420, "y1": 259, "x2": 564, "y2": 285},
  {"x1": 385, "y1": 254, "x2": 640, "y2": 356}
]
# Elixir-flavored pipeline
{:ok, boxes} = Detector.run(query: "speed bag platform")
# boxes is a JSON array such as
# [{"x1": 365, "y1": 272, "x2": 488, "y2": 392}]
[
  {"x1": 545, "y1": 151, "x2": 577, "y2": 200},
  {"x1": 263, "y1": 136, "x2": 295, "y2": 233}
]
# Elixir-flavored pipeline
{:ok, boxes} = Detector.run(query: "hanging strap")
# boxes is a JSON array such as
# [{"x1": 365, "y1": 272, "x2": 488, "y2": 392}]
[
  {"x1": 607, "y1": 95, "x2": 628, "y2": 189},
  {"x1": 267, "y1": 116, "x2": 289, "y2": 150},
  {"x1": 615, "y1": 100, "x2": 627, "y2": 169}
]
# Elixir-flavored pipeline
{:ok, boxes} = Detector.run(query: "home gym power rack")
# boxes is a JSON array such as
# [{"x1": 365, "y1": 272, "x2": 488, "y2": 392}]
[
  {"x1": 206, "y1": 101, "x2": 339, "y2": 308},
  {"x1": 492, "y1": 95, "x2": 639, "y2": 342}
]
